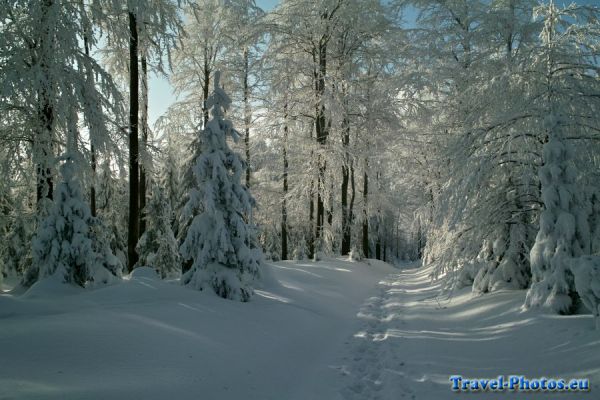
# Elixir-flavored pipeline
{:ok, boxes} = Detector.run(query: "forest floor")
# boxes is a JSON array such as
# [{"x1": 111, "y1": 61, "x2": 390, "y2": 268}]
[{"x1": 1, "y1": 258, "x2": 599, "y2": 400}]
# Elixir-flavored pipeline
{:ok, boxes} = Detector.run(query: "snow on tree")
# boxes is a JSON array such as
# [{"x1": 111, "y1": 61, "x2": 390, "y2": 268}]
[
  {"x1": 2, "y1": 214, "x2": 34, "y2": 279},
  {"x1": 30, "y1": 152, "x2": 118, "y2": 287},
  {"x1": 524, "y1": 120, "x2": 589, "y2": 313},
  {"x1": 180, "y1": 71, "x2": 262, "y2": 301},
  {"x1": 524, "y1": 2, "x2": 600, "y2": 314},
  {"x1": 136, "y1": 185, "x2": 181, "y2": 279},
  {"x1": 570, "y1": 256, "x2": 600, "y2": 330},
  {"x1": 91, "y1": 217, "x2": 124, "y2": 280}
]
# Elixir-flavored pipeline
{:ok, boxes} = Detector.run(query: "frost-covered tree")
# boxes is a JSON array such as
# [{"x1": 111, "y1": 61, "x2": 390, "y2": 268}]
[
  {"x1": 180, "y1": 72, "x2": 262, "y2": 301},
  {"x1": 96, "y1": 161, "x2": 128, "y2": 268},
  {"x1": 3, "y1": 215, "x2": 34, "y2": 279},
  {"x1": 30, "y1": 151, "x2": 117, "y2": 287},
  {"x1": 0, "y1": 0, "x2": 123, "y2": 209},
  {"x1": 524, "y1": 2, "x2": 600, "y2": 314},
  {"x1": 98, "y1": 0, "x2": 187, "y2": 271},
  {"x1": 136, "y1": 186, "x2": 180, "y2": 279}
]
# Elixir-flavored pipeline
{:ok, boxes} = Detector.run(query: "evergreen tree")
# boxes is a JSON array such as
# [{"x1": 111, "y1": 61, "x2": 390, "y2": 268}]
[
  {"x1": 30, "y1": 153, "x2": 117, "y2": 287},
  {"x1": 180, "y1": 72, "x2": 261, "y2": 302},
  {"x1": 136, "y1": 185, "x2": 181, "y2": 279},
  {"x1": 524, "y1": 2, "x2": 600, "y2": 314},
  {"x1": 4, "y1": 215, "x2": 34, "y2": 279}
]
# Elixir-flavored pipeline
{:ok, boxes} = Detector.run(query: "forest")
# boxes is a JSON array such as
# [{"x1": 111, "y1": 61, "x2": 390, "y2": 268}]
[
  {"x1": 2, "y1": 0, "x2": 600, "y2": 398},
  {"x1": 2, "y1": 0, "x2": 600, "y2": 312}
]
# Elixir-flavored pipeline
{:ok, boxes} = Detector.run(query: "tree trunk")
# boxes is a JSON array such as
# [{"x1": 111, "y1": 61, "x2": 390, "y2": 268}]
[
  {"x1": 81, "y1": 5, "x2": 96, "y2": 217},
  {"x1": 243, "y1": 47, "x2": 251, "y2": 188},
  {"x1": 309, "y1": 178, "x2": 315, "y2": 259},
  {"x1": 349, "y1": 160, "x2": 355, "y2": 240},
  {"x1": 203, "y1": 58, "x2": 210, "y2": 129},
  {"x1": 375, "y1": 227, "x2": 381, "y2": 260},
  {"x1": 362, "y1": 161, "x2": 369, "y2": 258},
  {"x1": 139, "y1": 54, "x2": 149, "y2": 236},
  {"x1": 340, "y1": 82, "x2": 351, "y2": 255},
  {"x1": 315, "y1": 157, "x2": 325, "y2": 251},
  {"x1": 314, "y1": 35, "x2": 328, "y2": 253},
  {"x1": 127, "y1": 10, "x2": 140, "y2": 272},
  {"x1": 327, "y1": 175, "x2": 333, "y2": 227},
  {"x1": 281, "y1": 100, "x2": 289, "y2": 260},
  {"x1": 35, "y1": 0, "x2": 55, "y2": 205}
]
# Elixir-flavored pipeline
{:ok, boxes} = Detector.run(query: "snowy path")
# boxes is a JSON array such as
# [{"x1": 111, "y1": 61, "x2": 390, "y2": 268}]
[
  {"x1": 2, "y1": 260, "x2": 599, "y2": 400},
  {"x1": 0, "y1": 258, "x2": 396, "y2": 400},
  {"x1": 336, "y1": 265, "x2": 600, "y2": 400}
]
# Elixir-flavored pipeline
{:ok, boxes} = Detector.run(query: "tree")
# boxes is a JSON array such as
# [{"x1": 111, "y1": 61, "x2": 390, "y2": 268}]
[
  {"x1": 98, "y1": 0, "x2": 186, "y2": 272},
  {"x1": 220, "y1": 0, "x2": 265, "y2": 188},
  {"x1": 127, "y1": 3, "x2": 141, "y2": 272},
  {"x1": 136, "y1": 185, "x2": 181, "y2": 279},
  {"x1": 0, "y1": 0, "x2": 123, "y2": 210},
  {"x1": 180, "y1": 72, "x2": 261, "y2": 301},
  {"x1": 30, "y1": 151, "x2": 117, "y2": 287},
  {"x1": 524, "y1": 2, "x2": 600, "y2": 314}
]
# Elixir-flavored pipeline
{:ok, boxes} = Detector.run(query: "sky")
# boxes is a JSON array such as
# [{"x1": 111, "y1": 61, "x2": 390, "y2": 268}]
[
  {"x1": 147, "y1": 0, "x2": 598, "y2": 127},
  {"x1": 147, "y1": 0, "x2": 279, "y2": 126}
]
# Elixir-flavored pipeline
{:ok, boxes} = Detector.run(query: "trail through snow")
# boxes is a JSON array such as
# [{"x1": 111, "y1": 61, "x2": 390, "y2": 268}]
[
  {"x1": 1, "y1": 259, "x2": 599, "y2": 399},
  {"x1": 337, "y1": 265, "x2": 600, "y2": 399}
]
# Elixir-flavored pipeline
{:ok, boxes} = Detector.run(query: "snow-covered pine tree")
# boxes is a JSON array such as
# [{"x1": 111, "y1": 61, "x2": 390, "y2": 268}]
[
  {"x1": 524, "y1": 116, "x2": 588, "y2": 313},
  {"x1": 3, "y1": 214, "x2": 33, "y2": 279},
  {"x1": 180, "y1": 71, "x2": 261, "y2": 301},
  {"x1": 522, "y1": 2, "x2": 600, "y2": 314},
  {"x1": 136, "y1": 185, "x2": 181, "y2": 279},
  {"x1": 31, "y1": 151, "x2": 117, "y2": 287}
]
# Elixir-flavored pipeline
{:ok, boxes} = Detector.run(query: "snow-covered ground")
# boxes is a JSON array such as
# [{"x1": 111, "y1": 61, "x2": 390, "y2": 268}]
[
  {"x1": 338, "y1": 265, "x2": 600, "y2": 399},
  {"x1": 1, "y1": 259, "x2": 598, "y2": 399}
]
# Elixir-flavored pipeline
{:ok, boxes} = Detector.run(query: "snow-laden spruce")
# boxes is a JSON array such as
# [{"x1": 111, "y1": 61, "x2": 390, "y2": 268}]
[
  {"x1": 180, "y1": 71, "x2": 261, "y2": 301},
  {"x1": 524, "y1": 115, "x2": 589, "y2": 314},
  {"x1": 30, "y1": 154, "x2": 118, "y2": 287},
  {"x1": 136, "y1": 185, "x2": 181, "y2": 279}
]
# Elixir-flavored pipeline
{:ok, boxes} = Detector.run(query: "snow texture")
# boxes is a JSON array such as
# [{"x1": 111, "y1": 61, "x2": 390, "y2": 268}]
[{"x1": 1, "y1": 259, "x2": 598, "y2": 400}]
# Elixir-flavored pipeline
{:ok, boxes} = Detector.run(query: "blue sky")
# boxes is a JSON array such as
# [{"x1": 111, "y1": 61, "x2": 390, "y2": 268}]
[
  {"x1": 148, "y1": 0, "x2": 598, "y2": 127},
  {"x1": 148, "y1": 0, "x2": 279, "y2": 126}
]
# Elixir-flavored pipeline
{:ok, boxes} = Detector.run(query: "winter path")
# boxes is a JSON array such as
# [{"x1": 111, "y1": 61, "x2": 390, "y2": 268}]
[
  {"x1": 0, "y1": 258, "x2": 395, "y2": 400},
  {"x1": 338, "y1": 264, "x2": 600, "y2": 399},
  {"x1": 2, "y1": 260, "x2": 599, "y2": 400}
]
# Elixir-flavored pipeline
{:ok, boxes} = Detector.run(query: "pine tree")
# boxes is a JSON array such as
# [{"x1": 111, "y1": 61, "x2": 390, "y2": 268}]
[
  {"x1": 524, "y1": 2, "x2": 600, "y2": 314},
  {"x1": 31, "y1": 152, "x2": 118, "y2": 287},
  {"x1": 180, "y1": 71, "x2": 261, "y2": 302},
  {"x1": 136, "y1": 186, "x2": 181, "y2": 279},
  {"x1": 4, "y1": 216, "x2": 34, "y2": 279}
]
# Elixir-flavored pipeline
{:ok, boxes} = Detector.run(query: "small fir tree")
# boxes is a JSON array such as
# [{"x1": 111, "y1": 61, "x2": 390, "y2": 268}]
[
  {"x1": 31, "y1": 153, "x2": 118, "y2": 287},
  {"x1": 180, "y1": 71, "x2": 261, "y2": 301},
  {"x1": 136, "y1": 185, "x2": 181, "y2": 279}
]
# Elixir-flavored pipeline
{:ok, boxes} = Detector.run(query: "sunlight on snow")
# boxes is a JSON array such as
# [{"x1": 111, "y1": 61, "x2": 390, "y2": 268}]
[{"x1": 254, "y1": 290, "x2": 292, "y2": 304}]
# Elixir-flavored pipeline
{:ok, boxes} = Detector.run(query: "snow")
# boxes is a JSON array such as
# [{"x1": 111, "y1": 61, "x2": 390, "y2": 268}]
[{"x1": 1, "y1": 259, "x2": 599, "y2": 399}]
